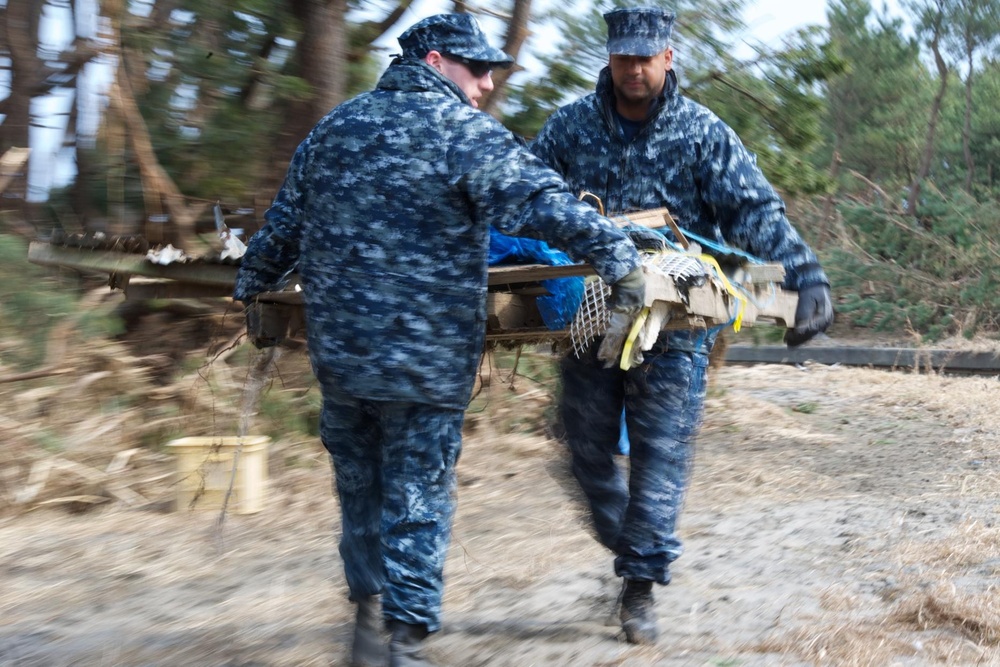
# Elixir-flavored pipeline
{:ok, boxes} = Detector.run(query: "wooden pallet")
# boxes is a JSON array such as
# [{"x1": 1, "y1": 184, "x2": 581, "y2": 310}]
[{"x1": 27, "y1": 241, "x2": 797, "y2": 343}]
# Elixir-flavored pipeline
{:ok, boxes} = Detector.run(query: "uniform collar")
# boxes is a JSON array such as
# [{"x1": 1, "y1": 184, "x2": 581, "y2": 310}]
[{"x1": 376, "y1": 58, "x2": 472, "y2": 106}]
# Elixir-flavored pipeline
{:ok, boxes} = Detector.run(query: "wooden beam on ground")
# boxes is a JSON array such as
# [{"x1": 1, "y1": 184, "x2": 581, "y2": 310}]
[{"x1": 724, "y1": 345, "x2": 1000, "y2": 374}]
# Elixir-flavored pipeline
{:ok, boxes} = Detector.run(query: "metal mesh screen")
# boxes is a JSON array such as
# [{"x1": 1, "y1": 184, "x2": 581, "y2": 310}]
[{"x1": 568, "y1": 279, "x2": 612, "y2": 357}]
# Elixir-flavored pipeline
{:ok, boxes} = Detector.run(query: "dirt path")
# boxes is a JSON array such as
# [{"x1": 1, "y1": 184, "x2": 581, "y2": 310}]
[{"x1": 2, "y1": 361, "x2": 999, "y2": 666}]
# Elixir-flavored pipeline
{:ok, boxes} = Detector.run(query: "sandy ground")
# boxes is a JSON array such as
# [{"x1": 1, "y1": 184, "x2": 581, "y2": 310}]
[{"x1": 2, "y1": 356, "x2": 1000, "y2": 666}]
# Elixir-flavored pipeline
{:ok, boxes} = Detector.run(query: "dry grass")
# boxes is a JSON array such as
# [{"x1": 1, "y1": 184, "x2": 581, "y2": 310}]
[
  {"x1": 893, "y1": 587, "x2": 1000, "y2": 646},
  {"x1": 6, "y1": 317, "x2": 1000, "y2": 665},
  {"x1": 755, "y1": 580, "x2": 1000, "y2": 666},
  {"x1": 0, "y1": 299, "x2": 321, "y2": 516},
  {"x1": 755, "y1": 618, "x2": 998, "y2": 666}
]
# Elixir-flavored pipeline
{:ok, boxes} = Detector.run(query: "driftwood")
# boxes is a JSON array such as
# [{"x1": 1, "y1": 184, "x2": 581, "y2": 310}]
[{"x1": 11, "y1": 450, "x2": 147, "y2": 507}]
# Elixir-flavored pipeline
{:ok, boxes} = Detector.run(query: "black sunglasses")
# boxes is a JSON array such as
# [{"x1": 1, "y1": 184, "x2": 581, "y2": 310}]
[{"x1": 443, "y1": 54, "x2": 493, "y2": 78}]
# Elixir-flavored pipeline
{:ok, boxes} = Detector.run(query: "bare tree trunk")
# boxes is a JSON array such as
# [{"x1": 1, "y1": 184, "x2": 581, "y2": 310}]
[
  {"x1": 819, "y1": 149, "x2": 842, "y2": 250},
  {"x1": 102, "y1": 0, "x2": 209, "y2": 250},
  {"x1": 907, "y1": 24, "x2": 948, "y2": 219},
  {"x1": 257, "y1": 0, "x2": 414, "y2": 222},
  {"x1": 64, "y1": 94, "x2": 94, "y2": 233},
  {"x1": 0, "y1": 0, "x2": 44, "y2": 213},
  {"x1": 108, "y1": 62, "x2": 209, "y2": 250},
  {"x1": 962, "y1": 51, "x2": 975, "y2": 193},
  {"x1": 291, "y1": 0, "x2": 349, "y2": 125},
  {"x1": 480, "y1": 0, "x2": 533, "y2": 118},
  {"x1": 256, "y1": 0, "x2": 351, "y2": 218}
]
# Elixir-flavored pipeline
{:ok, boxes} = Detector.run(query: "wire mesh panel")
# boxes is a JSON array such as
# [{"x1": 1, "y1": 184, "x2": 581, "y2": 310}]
[
  {"x1": 645, "y1": 252, "x2": 707, "y2": 283},
  {"x1": 569, "y1": 279, "x2": 612, "y2": 357}
]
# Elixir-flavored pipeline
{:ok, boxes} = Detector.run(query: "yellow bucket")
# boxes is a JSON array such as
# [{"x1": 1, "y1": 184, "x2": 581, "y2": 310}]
[{"x1": 166, "y1": 436, "x2": 270, "y2": 514}]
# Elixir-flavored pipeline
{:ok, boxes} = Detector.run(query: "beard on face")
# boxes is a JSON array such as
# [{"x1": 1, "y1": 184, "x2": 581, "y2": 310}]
[{"x1": 613, "y1": 74, "x2": 662, "y2": 107}]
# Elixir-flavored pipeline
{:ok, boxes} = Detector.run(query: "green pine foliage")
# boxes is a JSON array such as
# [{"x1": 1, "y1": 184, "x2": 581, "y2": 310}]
[
  {"x1": 821, "y1": 0, "x2": 932, "y2": 182},
  {"x1": 129, "y1": 2, "x2": 308, "y2": 203},
  {"x1": 689, "y1": 26, "x2": 845, "y2": 195},
  {"x1": 825, "y1": 192, "x2": 1000, "y2": 339},
  {"x1": 0, "y1": 236, "x2": 124, "y2": 370}
]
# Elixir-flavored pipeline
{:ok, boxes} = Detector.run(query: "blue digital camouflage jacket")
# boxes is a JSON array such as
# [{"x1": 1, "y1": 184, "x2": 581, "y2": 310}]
[
  {"x1": 234, "y1": 59, "x2": 641, "y2": 410},
  {"x1": 532, "y1": 68, "x2": 828, "y2": 291}
]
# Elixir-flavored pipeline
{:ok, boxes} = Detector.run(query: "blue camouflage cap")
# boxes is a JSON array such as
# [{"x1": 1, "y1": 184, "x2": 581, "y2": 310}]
[
  {"x1": 604, "y1": 7, "x2": 676, "y2": 57},
  {"x1": 398, "y1": 13, "x2": 515, "y2": 67}
]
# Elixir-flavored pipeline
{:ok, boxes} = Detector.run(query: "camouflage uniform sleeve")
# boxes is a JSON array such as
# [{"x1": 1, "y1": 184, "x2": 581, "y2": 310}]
[
  {"x1": 699, "y1": 120, "x2": 828, "y2": 291},
  {"x1": 233, "y1": 141, "x2": 309, "y2": 302},
  {"x1": 455, "y1": 115, "x2": 640, "y2": 284},
  {"x1": 529, "y1": 116, "x2": 568, "y2": 176}
]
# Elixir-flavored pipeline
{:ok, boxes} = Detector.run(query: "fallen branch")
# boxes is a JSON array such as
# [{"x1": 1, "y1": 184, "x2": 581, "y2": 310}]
[
  {"x1": 0, "y1": 366, "x2": 72, "y2": 384},
  {"x1": 848, "y1": 170, "x2": 902, "y2": 213},
  {"x1": 35, "y1": 495, "x2": 111, "y2": 508},
  {"x1": 12, "y1": 452, "x2": 151, "y2": 508}
]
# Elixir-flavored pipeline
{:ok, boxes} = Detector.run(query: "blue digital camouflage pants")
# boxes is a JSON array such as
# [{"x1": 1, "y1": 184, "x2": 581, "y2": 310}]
[
  {"x1": 559, "y1": 338, "x2": 709, "y2": 584},
  {"x1": 318, "y1": 377, "x2": 463, "y2": 633}
]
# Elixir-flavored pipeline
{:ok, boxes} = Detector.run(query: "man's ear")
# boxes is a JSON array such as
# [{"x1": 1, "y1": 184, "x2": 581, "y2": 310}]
[
  {"x1": 662, "y1": 47, "x2": 674, "y2": 71},
  {"x1": 424, "y1": 50, "x2": 444, "y2": 73}
]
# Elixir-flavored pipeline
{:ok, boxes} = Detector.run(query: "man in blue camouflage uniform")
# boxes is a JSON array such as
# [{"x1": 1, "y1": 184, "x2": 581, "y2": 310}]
[
  {"x1": 234, "y1": 13, "x2": 646, "y2": 667},
  {"x1": 531, "y1": 6, "x2": 835, "y2": 645}
]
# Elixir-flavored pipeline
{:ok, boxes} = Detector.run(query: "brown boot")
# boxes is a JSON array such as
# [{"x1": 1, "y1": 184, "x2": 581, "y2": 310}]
[
  {"x1": 350, "y1": 596, "x2": 385, "y2": 667},
  {"x1": 620, "y1": 579, "x2": 658, "y2": 645}
]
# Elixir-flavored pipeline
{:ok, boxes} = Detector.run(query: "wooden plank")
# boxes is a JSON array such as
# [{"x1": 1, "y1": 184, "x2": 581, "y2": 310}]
[
  {"x1": 733, "y1": 263, "x2": 786, "y2": 285},
  {"x1": 255, "y1": 290, "x2": 304, "y2": 305},
  {"x1": 643, "y1": 270, "x2": 798, "y2": 328},
  {"x1": 608, "y1": 208, "x2": 671, "y2": 229},
  {"x1": 28, "y1": 242, "x2": 240, "y2": 287},
  {"x1": 29, "y1": 243, "x2": 592, "y2": 290},
  {"x1": 486, "y1": 330, "x2": 569, "y2": 343},
  {"x1": 27, "y1": 243, "x2": 797, "y2": 334},
  {"x1": 738, "y1": 287, "x2": 799, "y2": 328},
  {"x1": 487, "y1": 263, "x2": 595, "y2": 285},
  {"x1": 124, "y1": 278, "x2": 234, "y2": 300}
]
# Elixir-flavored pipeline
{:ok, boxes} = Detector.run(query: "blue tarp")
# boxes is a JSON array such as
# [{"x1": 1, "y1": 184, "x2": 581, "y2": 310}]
[{"x1": 488, "y1": 228, "x2": 585, "y2": 331}]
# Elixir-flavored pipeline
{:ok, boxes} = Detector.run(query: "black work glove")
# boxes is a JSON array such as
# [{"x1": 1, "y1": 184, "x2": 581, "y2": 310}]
[
  {"x1": 244, "y1": 301, "x2": 291, "y2": 349},
  {"x1": 785, "y1": 283, "x2": 834, "y2": 348},
  {"x1": 607, "y1": 267, "x2": 646, "y2": 316},
  {"x1": 623, "y1": 226, "x2": 667, "y2": 251}
]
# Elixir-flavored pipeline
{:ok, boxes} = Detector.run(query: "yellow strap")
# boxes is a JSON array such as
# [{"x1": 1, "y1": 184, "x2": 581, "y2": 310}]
[
  {"x1": 618, "y1": 252, "x2": 745, "y2": 371},
  {"x1": 697, "y1": 254, "x2": 746, "y2": 332},
  {"x1": 620, "y1": 307, "x2": 650, "y2": 371}
]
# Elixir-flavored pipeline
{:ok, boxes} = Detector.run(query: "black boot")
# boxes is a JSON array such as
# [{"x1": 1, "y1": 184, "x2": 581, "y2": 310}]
[
  {"x1": 388, "y1": 621, "x2": 434, "y2": 667},
  {"x1": 619, "y1": 579, "x2": 658, "y2": 645},
  {"x1": 350, "y1": 596, "x2": 385, "y2": 667}
]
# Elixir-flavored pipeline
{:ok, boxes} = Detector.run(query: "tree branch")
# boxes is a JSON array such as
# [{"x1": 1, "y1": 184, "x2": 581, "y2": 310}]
[{"x1": 702, "y1": 70, "x2": 778, "y2": 115}]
